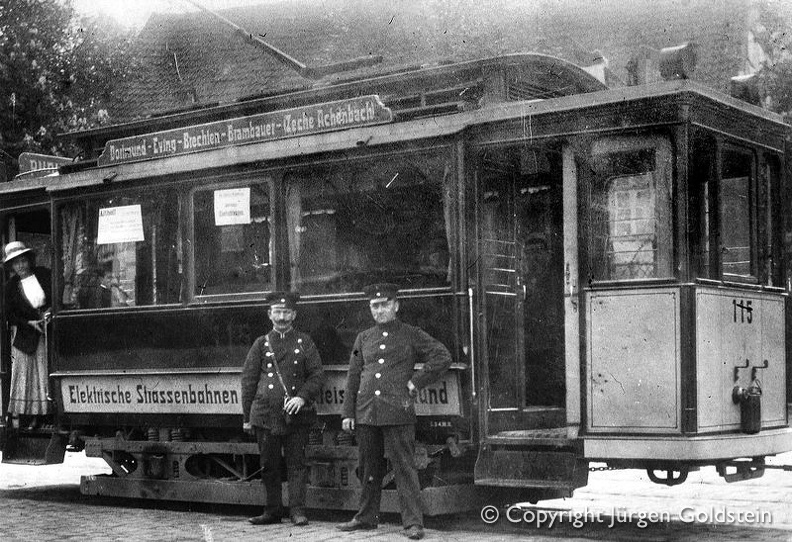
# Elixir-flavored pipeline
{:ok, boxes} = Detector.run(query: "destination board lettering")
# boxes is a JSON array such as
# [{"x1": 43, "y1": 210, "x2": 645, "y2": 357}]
[
  {"x1": 97, "y1": 96, "x2": 393, "y2": 166},
  {"x1": 16, "y1": 152, "x2": 73, "y2": 179},
  {"x1": 59, "y1": 368, "x2": 462, "y2": 416},
  {"x1": 66, "y1": 384, "x2": 238, "y2": 407},
  {"x1": 60, "y1": 374, "x2": 242, "y2": 415},
  {"x1": 315, "y1": 371, "x2": 462, "y2": 416}
]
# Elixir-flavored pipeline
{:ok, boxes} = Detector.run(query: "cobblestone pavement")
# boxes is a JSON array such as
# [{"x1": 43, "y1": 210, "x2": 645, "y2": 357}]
[{"x1": 1, "y1": 452, "x2": 792, "y2": 541}]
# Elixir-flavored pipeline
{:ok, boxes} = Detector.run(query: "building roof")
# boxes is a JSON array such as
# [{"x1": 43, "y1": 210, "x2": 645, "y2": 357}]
[{"x1": 111, "y1": 0, "x2": 754, "y2": 124}]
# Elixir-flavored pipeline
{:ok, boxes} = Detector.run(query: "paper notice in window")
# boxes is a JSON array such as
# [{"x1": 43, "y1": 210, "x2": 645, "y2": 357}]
[
  {"x1": 97, "y1": 205, "x2": 145, "y2": 245},
  {"x1": 214, "y1": 188, "x2": 251, "y2": 226}
]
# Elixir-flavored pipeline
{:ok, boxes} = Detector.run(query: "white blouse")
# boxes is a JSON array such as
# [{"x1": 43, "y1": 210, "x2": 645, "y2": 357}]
[{"x1": 20, "y1": 274, "x2": 46, "y2": 309}]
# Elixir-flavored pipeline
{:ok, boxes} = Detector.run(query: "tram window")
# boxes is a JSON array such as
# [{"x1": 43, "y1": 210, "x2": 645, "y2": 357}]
[
  {"x1": 589, "y1": 137, "x2": 673, "y2": 281},
  {"x1": 58, "y1": 191, "x2": 180, "y2": 309},
  {"x1": 764, "y1": 154, "x2": 783, "y2": 287},
  {"x1": 193, "y1": 182, "x2": 272, "y2": 296},
  {"x1": 720, "y1": 148, "x2": 755, "y2": 280},
  {"x1": 285, "y1": 150, "x2": 452, "y2": 295},
  {"x1": 5, "y1": 209, "x2": 52, "y2": 270}
]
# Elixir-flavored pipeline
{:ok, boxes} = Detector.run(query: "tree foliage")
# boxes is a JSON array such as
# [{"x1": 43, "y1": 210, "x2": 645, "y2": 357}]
[
  {"x1": 753, "y1": 1, "x2": 792, "y2": 116},
  {"x1": 0, "y1": 0, "x2": 133, "y2": 175}
]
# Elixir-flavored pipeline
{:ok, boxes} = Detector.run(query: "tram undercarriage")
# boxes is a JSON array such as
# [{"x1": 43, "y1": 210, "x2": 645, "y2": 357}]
[
  {"x1": 75, "y1": 433, "x2": 489, "y2": 514},
  {"x1": 62, "y1": 407, "x2": 792, "y2": 511}
]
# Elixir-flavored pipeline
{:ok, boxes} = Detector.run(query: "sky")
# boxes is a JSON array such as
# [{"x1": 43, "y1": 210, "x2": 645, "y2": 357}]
[{"x1": 73, "y1": 0, "x2": 279, "y2": 30}]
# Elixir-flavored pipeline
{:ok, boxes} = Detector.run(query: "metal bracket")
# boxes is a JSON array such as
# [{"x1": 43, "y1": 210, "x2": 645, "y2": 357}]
[
  {"x1": 716, "y1": 458, "x2": 765, "y2": 483},
  {"x1": 733, "y1": 358, "x2": 750, "y2": 382},
  {"x1": 751, "y1": 359, "x2": 769, "y2": 381}
]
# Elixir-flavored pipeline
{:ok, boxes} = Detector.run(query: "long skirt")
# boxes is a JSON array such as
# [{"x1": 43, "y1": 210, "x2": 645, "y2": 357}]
[{"x1": 7, "y1": 328, "x2": 50, "y2": 416}]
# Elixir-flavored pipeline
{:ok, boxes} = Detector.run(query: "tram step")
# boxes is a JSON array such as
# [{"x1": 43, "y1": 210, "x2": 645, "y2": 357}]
[
  {"x1": 485, "y1": 427, "x2": 580, "y2": 448},
  {"x1": 2, "y1": 431, "x2": 66, "y2": 465},
  {"x1": 474, "y1": 446, "x2": 587, "y2": 492}
]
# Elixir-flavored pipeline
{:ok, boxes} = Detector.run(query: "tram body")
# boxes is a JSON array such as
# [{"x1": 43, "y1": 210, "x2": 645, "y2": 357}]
[{"x1": 1, "y1": 53, "x2": 790, "y2": 511}]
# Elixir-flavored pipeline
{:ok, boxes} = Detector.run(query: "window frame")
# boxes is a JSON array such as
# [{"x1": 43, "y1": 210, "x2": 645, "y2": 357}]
[
  {"x1": 716, "y1": 144, "x2": 758, "y2": 284},
  {"x1": 278, "y1": 145, "x2": 457, "y2": 298},
  {"x1": 586, "y1": 134, "x2": 675, "y2": 284},
  {"x1": 187, "y1": 174, "x2": 276, "y2": 304},
  {"x1": 55, "y1": 186, "x2": 182, "y2": 312},
  {"x1": 761, "y1": 152, "x2": 784, "y2": 288}
]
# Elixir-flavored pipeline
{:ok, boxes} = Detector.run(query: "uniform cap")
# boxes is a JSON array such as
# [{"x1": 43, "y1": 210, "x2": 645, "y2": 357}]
[
  {"x1": 3, "y1": 241, "x2": 33, "y2": 264},
  {"x1": 362, "y1": 283, "x2": 399, "y2": 301},
  {"x1": 265, "y1": 291, "x2": 300, "y2": 310}
]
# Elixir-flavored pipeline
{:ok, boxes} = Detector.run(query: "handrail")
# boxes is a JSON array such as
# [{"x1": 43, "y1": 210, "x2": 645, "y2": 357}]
[{"x1": 468, "y1": 287, "x2": 476, "y2": 398}]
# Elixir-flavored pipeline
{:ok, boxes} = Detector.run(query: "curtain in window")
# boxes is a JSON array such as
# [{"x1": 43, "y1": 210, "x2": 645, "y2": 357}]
[
  {"x1": 60, "y1": 205, "x2": 86, "y2": 307},
  {"x1": 442, "y1": 163, "x2": 453, "y2": 283},
  {"x1": 286, "y1": 182, "x2": 302, "y2": 289}
]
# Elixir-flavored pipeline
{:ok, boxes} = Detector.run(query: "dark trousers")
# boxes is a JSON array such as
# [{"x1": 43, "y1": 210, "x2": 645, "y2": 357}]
[
  {"x1": 255, "y1": 426, "x2": 310, "y2": 514},
  {"x1": 354, "y1": 424, "x2": 423, "y2": 528}
]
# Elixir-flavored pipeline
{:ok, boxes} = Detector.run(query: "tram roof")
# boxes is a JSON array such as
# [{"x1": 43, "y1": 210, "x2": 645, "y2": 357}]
[
  {"x1": 2, "y1": 79, "x2": 787, "y2": 197},
  {"x1": 63, "y1": 53, "x2": 605, "y2": 147},
  {"x1": 103, "y1": 0, "x2": 760, "y2": 123}
]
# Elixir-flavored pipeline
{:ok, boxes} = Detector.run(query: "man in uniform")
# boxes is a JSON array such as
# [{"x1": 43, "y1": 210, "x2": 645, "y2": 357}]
[
  {"x1": 241, "y1": 291, "x2": 324, "y2": 526},
  {"x1": 336, "y1": 283, "x2": 452, "y2": 540}
]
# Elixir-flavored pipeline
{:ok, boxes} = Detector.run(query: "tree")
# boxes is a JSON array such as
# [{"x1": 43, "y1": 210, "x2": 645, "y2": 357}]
[
  {"x1": 0, "y1": 0, "x2": 132, "y2": 177},
  {"x1": 753, "y1": 1, "x2": 792, "y2": 117}
]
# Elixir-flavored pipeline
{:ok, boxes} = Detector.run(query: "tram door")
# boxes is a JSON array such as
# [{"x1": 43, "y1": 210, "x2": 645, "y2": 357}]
[
  {"x1": 478, "y1": 147, "x2": 565, "y2": 435},
  {"x1": 1, "y1": 207, "x2": 52, "y2": 422}
]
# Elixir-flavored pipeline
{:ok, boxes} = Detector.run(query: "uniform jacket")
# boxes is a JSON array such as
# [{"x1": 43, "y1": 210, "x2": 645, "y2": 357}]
[
  {"x1": 5, "y1": 267, "x2": 51, "y2": 355},
  {"x1": 343, "y1": 319, "x2": 452, "y2": 425},
  {"x1": 241, "y1": 328, "x2": 324, "y2": 433}
]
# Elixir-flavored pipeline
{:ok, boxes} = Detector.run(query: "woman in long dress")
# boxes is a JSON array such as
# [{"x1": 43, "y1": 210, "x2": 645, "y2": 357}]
[{"x1": 4, "y1": 241, "x2": 51, "y2": 429}]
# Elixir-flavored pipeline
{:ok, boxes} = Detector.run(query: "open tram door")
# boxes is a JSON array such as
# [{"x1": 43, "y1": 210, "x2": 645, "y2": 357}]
[
  {"x1": 473, "y1": 143, "x2": 588, "y2": 498},
  {"x1": 0, "y1": 187, "x2": 64, "y2": 464}
]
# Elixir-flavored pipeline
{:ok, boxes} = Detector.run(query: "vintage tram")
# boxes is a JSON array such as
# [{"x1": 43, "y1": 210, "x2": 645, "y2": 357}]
[{"x1": 1, "y1": 51, "x2": 791, "y2": 513}]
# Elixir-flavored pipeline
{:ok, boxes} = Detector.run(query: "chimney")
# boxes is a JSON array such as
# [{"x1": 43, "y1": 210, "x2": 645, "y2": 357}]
[
  {"x1": 658, "y1": 42, "x2": 698, "y2": 80},
  {"x1": 729, "y1": 74, "x2": 761, "y2": 105},
  {"x1": 626, "y1": 45, "x2": 659, "y2": 85}
]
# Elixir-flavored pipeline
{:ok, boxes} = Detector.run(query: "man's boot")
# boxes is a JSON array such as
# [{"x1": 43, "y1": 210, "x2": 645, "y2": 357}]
[{"x1": 248, "y1": 508, "x2": 282, "y2": 525}]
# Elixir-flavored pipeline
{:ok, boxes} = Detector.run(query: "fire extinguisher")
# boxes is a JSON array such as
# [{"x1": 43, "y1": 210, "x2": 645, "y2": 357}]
[{"x1": 733, "y1": 379, "x2": 762, "y2": 434}]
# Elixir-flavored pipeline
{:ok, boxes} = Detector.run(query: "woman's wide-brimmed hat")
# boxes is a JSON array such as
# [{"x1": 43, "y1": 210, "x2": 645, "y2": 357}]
[{"x1": 3, "y1": 241, "x2": 33, "y2": 264}]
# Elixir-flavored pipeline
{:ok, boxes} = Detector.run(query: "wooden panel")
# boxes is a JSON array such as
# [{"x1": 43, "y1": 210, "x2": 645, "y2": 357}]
[
  {"x1": 696, "y1": 287, "x2": 787, "y2": 432},
  {"x1": 760, "y1": 295, "x2": 786, "y2": 426},
  {"x1": 586, "y1": 288, "x2": 681, "y2": 433}
]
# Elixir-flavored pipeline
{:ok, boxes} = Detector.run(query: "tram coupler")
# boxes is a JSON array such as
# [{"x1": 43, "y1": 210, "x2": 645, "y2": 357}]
[
  {"x1": 646, "y1": 466, "x2": 689, "y2": 486},
  {"x1": 716, "y1": 457, "x2": 765, "y2": 483}
]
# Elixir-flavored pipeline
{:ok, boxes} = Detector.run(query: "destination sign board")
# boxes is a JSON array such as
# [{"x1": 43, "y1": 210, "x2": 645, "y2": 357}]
[
  {"x1": 97, "y1": 95, "x2": 393, "y2": 166},
  {"x1": 58, "y1": 368, "x2": 462, "y2": 417},
  {"x1": 17, "y1": 152, "x2": 72, "y2": 177},
  {"x1": 60, "y1": 373, "x2": 242, "y2": 415},
  {"x1": 315, "y1": 369, "x2": 462, "y2": 416}
]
